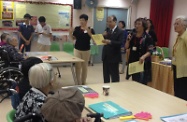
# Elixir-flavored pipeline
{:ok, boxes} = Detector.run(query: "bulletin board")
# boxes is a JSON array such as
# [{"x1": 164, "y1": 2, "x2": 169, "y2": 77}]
[{"x1": 0, "y1": 1, "x2": 73, "y2": 31}]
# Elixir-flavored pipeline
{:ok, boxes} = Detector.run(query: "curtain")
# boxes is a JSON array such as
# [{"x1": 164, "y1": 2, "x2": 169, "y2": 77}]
[{"x1": 150, "y1": 0, "x2": 174, "y2": 47}]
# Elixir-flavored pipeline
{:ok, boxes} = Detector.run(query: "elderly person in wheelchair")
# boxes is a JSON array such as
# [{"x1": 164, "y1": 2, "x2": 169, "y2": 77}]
[
  {"x1": 15, "y1": 63, "x2": 58, "y2": 121},
  {"x1": 1, "y1": 37, "x2": 24, "y2": 63}
]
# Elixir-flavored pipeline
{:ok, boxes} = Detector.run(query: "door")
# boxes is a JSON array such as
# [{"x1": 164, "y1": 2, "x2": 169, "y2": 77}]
[{"x1": 93, "y1": 8, "x2": 128, "y2": 63}]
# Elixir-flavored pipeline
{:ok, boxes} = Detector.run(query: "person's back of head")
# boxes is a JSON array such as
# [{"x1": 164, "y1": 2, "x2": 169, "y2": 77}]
[
  {"x1": 29, "y1": 63, "x2": 55, "y2": 89},
  {"x1": 21, "y1": 57, "x2": 43, "y2": 77},
  {"x1": 1, "y1": 33, "x2": 9, "y2": 42},
  {"x1": 41, "y1": 87, "x2": 85, "y2": 122},
  {"x1": 38, "y1": 16, "x2": 46, "y2": 23}
]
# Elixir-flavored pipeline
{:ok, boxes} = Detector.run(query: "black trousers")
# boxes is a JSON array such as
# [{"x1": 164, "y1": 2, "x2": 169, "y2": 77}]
[
  {"x1": 103, "y1": 60, "x2": 119, "y2": 83},
  {"x1": 19, "y1": 40, "x2": 31, "y2": 53},
  {"x1": 173, "y1": 65, "x2": 187, "y2": 100}
]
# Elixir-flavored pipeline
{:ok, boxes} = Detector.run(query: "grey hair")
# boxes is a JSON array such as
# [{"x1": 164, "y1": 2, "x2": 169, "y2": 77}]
[
  {"x1": 6, "y1": 37, "x2": 17, "y2": 44},
  {"x1": 29, "y1": 63, "x2": 55, "y2": 89},
  {"x1": 6, "y1": 37, "x2": 12, "y2": 44},
  {"x1": 176, "y1": 15, "x2": 187, "y2": 29}
]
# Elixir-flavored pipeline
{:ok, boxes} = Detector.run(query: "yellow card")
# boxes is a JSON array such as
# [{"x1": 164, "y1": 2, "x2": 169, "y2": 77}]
[
  {"x1": 128, "y1": 61, "x2": 144, "y2": 75},
  {"x1": 91, "y1": 34, "x2": 105, "y2": 45}
]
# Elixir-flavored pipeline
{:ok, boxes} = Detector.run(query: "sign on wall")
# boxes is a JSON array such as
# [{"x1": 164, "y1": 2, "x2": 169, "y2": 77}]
[{"x1": 0, "y1": 1, "x2": 14, "y2": 20}]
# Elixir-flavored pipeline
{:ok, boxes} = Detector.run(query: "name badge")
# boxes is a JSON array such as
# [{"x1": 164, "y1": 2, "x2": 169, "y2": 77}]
[
  {"x1": 132, "y1": 47, "x2": 137, "y2": 51},
  {"x1": 84, "y1": 30, "x2": 87, "y2": 33}
]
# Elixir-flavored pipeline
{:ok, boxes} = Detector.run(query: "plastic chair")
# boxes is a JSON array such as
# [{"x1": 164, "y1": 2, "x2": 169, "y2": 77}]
[
  {"x1": 50, "y1": 42, "x2": 60, "y2": 51},
  {"x1": 89, "y1": 45, "x2": 99, "y2": 66},
  {"x1": 156, "y1": 46, "x2": 164, "y2": 58},
  {"x1": 6, "y1": 109, "x2": 16, "y2": 122},
  {"x1": 62, "y1": 42, "x2": 74, "y2": 55},
  {"x1": 162, "y1": 47, "x2": 169, "y2": 58}
]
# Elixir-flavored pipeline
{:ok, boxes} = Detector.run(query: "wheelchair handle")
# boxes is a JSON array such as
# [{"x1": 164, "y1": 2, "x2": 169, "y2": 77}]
[
  {"x1": 87, "y1": 113, "x2": 103, "y2": 122},
  {"x1": 0, "y1": 88, "x2": 17, "y2": 95}
]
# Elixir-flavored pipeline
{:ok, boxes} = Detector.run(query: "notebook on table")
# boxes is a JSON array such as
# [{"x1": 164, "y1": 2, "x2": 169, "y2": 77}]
[{"x1": 89, "y1": 101, "x2": 132, "y2": 119}]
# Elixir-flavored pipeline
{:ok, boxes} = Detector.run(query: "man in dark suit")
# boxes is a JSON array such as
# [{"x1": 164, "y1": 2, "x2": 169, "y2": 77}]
[{"x1": 102, "y1": 15, "x2": 124, "y2": 83}]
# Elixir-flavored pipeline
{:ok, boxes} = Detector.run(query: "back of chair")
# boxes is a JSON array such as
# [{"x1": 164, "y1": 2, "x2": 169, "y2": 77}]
[
  {"x1": 90, "y1": 45, "x2": 99, "y2": 55},
  {"x1": 6, "y1": 109, "x2": 16, "y2": 122},
  {"x1": 50, "y1": 42, "x2": 60, "y2": 51},
  {"x1": 156, "y1": 46, "x2": 164, "y2": 58},
  {"x1": 162, "y1": 47, "x2": 169, "y2": 58},
  {"x1": 62, "y1": 42, "x2": 74, "y2": 55}
]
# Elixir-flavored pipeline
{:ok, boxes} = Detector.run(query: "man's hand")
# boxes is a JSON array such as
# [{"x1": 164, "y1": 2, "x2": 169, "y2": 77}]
[
  {"x1": 25, "y1": 40, "x2": 30, "y2": 45},
  {"x1": 102, "y1": 39, "x2": 111, "y2": 44}
]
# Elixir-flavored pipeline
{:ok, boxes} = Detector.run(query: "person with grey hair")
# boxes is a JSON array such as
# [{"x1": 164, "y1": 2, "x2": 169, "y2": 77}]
[
  {"x1": 15, "y1": 63, "x2": 57, "y2": 121},
  {"x1": 2, "y1": 37, "x2": 24, "y2": 62},
  {"x1": 172, "y1": 15, "x2": 187, "y2": 100}
]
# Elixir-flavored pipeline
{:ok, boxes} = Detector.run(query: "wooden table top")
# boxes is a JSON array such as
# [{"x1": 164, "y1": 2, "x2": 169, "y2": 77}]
[
  {"x1": 85, "y1": 81, "x2": 187, "y2": 122},
  {"x1": 26, "y1": 51, "x2": 84, "y2": 64}
]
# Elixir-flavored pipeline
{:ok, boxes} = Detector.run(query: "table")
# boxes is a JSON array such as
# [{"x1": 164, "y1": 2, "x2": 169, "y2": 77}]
[
  {"x1": 85, "y1": 81, "x2": 187, "y2": 122},
  {"x1": 26, "y1": 52, "x2": 84, "y2": 85},
  {"x1": 148, "y1": 62, "x2": 174, "y2": 95}
]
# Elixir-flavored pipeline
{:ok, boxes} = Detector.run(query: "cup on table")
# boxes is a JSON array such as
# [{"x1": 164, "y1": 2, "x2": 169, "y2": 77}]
[{"x1": 102, "y1": 85, "x2": 110, "y2": 96}]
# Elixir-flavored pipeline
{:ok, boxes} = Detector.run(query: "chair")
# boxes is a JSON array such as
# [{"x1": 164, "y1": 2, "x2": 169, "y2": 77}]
[
  {"x1": 162, "y1": 47, "x2": 169, "y2": 58},
  {"x1": 62, "y1": 42, "x2": 74, "y2": 55},
  {"x1": 89, "y1": 45, "x2": 99, "y2": 66},
  {"x1": 6, "y1": 109, "x2": 16, "y2": 122},
  {"x1": 50, "y1": 42, "x2": 60, "y2": 51},
  {"x1": 50, "y1": 42, "x2": 61, "y2": 77},
  {"x1": 156, "y1": 46, "x2": 164, "y2": 59}
]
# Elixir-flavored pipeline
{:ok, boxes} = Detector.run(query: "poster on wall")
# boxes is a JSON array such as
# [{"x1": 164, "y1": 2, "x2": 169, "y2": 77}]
[
  {"x1": 96, "y1": 7, "x2": 104, "y2": 21},
  {"x1": 58, "y1": 11, "x2": 70, "y2": 28},
  {"x1": 2, "y1": 20, "x2": 13, "y2": 27},
  {"x1": 15, "y1": 19, "x2": 25, "y2": 26},
  {"x1": 0, "y1": 1, "x2": 14, "y2": 20}
]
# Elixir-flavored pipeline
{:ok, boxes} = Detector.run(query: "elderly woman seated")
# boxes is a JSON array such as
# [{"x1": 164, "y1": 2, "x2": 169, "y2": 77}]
[
  {"x1": 15, "y1": 63, "x2": 58, "y2": 120},
  {"x1": 2, "y1": 37, "x2": 24, "y2": 62}
]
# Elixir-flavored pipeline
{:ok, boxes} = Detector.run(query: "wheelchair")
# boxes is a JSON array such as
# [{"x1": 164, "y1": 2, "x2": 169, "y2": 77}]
[
  {"x1": 1, "y1": 88, "x2": 103, "y2": 122},
  {"x1": 0, "y1": 46, "x2": 23, "y2": 98}
]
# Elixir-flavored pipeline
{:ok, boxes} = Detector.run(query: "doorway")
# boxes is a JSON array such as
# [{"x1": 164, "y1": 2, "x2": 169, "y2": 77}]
[{"x1": 93, "y1": 8, "x2": 128, "y2": 63}]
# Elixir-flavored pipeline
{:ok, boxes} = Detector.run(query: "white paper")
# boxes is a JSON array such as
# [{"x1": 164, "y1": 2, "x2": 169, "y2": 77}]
[{"x1": 161, "y1": 113, "x2": 187, "y2": 122}]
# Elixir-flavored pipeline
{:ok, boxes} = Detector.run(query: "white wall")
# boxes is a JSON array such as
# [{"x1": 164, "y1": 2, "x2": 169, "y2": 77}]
[
  {"x1": 72, "y1": 0, "x2": 138, "y2": 29},
  {"x1": 136, "y1": 0, "x2": 150, "y2": 19},
  {"x1": 169, "y1": 0, "x2": 187, "y2": 55}
]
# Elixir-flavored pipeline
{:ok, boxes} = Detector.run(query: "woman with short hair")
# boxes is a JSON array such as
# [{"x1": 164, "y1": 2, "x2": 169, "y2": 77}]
[
  {"x1": 69, "y1": 14, "x2": 95, "y2": 85},
  {"x1": 125, "y1": 18, "x2": 154, "y2": 85},
  {"x1": 15, "y1": 63, "x2": 57, "y2": 120},
  {"x1": 172, "y1": 15, "x2": 187, "y2": 100}
]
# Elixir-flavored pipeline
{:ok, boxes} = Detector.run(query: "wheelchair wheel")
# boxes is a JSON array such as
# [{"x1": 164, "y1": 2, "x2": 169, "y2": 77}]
[{"x1": 0, "y1": 67, "x2": 23, "y2": 89}]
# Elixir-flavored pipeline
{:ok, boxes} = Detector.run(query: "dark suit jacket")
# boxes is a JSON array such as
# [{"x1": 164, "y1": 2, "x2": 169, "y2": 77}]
[{"x1": 102, "y1": 26, "x2": 124, "y2": 63}]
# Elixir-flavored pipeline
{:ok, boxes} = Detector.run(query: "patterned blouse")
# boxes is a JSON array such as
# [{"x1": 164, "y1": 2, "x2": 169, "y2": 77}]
[
  {"x1": 2, "y1": 44, "x2": 24, "y2": 62},
  {"x1": 15, "y1": 88, "x2": 46, "y2": 121}
]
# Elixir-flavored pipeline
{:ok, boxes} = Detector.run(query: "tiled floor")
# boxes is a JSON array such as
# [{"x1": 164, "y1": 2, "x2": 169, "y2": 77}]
[{"x1": 0, "y1": 63, "x2": 128, "y2": 122}]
